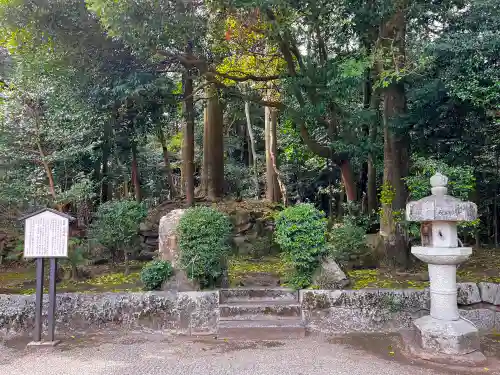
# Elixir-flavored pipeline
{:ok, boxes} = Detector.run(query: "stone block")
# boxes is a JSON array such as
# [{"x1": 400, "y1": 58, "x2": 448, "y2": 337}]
[
  {"x1": 300, "y1": 290, "x2": 331, "y2": 310},
  {"x1": 402, "y1": 329, "x2": 487, "y2": 367},
  {"x1": 306, "y1": 306, "x2": 423, "y2": 334},
  {"x1": 413, "y1": 315, "x2": 480, "y2": 355},
  {"x1": 0, "y1": 292, "x2": 181, "y2": 338},
  {"x1": 177, "y1": 291, "x2": 219, "y2": 335},
  {"x1": 329, "y1": 289, "x2": 429, "y2": 311},
  {"x1": 496, "y1": 312, "x2": 500, "y2": 333},
  {"x1": 457, "y1": 283, "x2": 481, "y2": 305},
  {"x1": 478, "y1": 282, "x2": 500, "y2": 305},
  {"x1": 459, "y1": 308, "x2": 495, "y2": 332}
]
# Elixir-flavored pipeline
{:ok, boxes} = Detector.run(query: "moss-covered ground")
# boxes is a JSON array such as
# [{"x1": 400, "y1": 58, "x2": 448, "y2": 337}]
[
  {"x1": 0, "y1": 262, "x2": 145, "y2": 294},
  {"x1": 228, "y1": 256, "x2": 292, "y2": 287},
  {"x1": 0, "y1": 248, "x2": 498, "y2": 294},
  {"x1": 339, "y1": 247, "x2": 500, "y2": 290},
  {"x1": 229, "y1": 248, "x2": 500, "y2": 290}
]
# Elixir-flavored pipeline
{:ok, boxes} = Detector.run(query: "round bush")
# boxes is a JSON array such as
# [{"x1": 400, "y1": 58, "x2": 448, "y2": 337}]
[
  {"x1": 140, "y1": 260, "x2": 174, "y2": 290},
  {"x1": 328, "y1": 223, "x2": 369, "y2": 266},
  {"x1": 177, "y1": 206, "x2": 232, "y2": 288},
  {"x1": 274, "y1": 203, "x2": 327, "y2": 288}
]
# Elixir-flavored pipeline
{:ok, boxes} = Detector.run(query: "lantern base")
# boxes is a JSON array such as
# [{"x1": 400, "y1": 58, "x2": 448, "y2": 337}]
[
  {"x1": 401, "y1": 328, "x2": 487, "y2": 367},
  {"x1": 401, "y1": 315, "x2": 486, "y2": 366}
]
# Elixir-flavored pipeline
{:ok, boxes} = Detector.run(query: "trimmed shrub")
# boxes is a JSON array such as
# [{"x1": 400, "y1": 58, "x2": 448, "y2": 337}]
[
  {"x1": 177, "y1": 206, "x2": 232, "y2": 288},
  {"x1": 140, "y1": 260, "x2": 173, "y2": 290},
  {"x1": 88, "y1": 199, "x2": 147, "y2": 274},
  {"x1": 328, "y1": 223, "x2": 370, "y2": 266},
  {"x1": 274, "y1": 203, "x2": 327, "y2": 288}
]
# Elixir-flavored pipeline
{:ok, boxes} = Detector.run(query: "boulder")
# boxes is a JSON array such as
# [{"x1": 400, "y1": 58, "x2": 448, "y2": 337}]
[
  {"x1": 139, "y1": 221, "x2": 154, "y2": 232},
  {"x1": 232, "y1": 209, "x2": 251, "y2": 228},
  {"x1": 312, "y1": 257, "x2": 349, "y2": 289}
]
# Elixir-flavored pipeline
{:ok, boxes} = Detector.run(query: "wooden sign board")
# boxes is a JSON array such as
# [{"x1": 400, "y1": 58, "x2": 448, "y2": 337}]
[{"x1": 23, "y1": 210, "x2": 69, "y2": 258}]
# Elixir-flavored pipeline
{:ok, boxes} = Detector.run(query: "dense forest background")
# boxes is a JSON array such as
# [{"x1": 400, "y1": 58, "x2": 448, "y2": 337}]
[{"x1": 0, "y1": 0, "x2": 498, "y2": 271}]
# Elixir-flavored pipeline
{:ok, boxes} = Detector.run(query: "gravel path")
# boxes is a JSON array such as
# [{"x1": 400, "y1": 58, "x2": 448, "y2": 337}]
[{"x1": 0, "y1": 333, "x2": 497, "y2": 375}]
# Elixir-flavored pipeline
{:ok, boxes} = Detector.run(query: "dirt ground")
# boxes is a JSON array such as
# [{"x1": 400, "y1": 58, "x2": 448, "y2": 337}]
[{"x1": 1, "y1": 331, "x2": 499, "y2": 375}]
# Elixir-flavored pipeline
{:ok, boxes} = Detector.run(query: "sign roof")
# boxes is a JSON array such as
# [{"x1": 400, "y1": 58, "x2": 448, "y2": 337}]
[{"x1": 19, "y1": 208, "x2": 76, "y2": 222}]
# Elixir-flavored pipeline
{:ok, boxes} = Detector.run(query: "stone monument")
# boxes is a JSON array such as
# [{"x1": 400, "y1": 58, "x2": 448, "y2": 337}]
[
  {"x1": 403, "y1": 173, "x2": 486, "y2": 365},
  {"x1": 158, "y1": 209, "x2": 199, "y2": 291}
]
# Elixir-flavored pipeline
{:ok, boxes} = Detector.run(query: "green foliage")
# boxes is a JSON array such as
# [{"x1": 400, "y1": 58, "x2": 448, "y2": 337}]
[
  {"x1": 406, "y1": 157, "x2": 475, "y2": 202},
  {"x1": 274, "y1": 203, "x2": 327, "y2": 289},
  {"x1": 328, "y1": 223, "x2": 370, "y2": 265},
  {"x1": 56, "y1": 175, "x2": 97, "y2": 205},
  {"x1": 406, "y1": 157, "x2": 477, "y2": 239},
  {"x1": 5, "y1": 239, "x2": 24, "y2": 262},
  {"x1": 224, "y1": 162, "x2": 259, "y2": 198},
  {"x1": 429, "y1": 0, "x2": 500, "y2": 112},
  {"x1": 342, "y1": 201, "x2": 378, "y2": 232},
  {"x1": 379, "y1": 181, "x2": 396, "y2": 207},
  {"x1": 177, "y1": 207, "x2": 232, "y2": 288},
  {"x1": 59, "y1": 238, "x2": 89, "y2": 280},
  {"x1": 140, "y1": 260, "x2": 173, "y2": 290},
  {"x1": 89, "y1": 199, "x2": 147, "y2": 253},
  {"x1": 167, "y1": 131, "x2": 183, "y2": 154}
]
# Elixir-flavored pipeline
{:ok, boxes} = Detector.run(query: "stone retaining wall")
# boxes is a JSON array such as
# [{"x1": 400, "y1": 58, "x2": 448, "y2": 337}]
[
  {"x1": 0, "y1": 291, "x2": 219, "y2": 339},
  {"x1": 301, "y1": 282, "x2": 500, "y2": 334},
  {"x1": 1, "y1": 282, "x2": 499, "y2": 340}
]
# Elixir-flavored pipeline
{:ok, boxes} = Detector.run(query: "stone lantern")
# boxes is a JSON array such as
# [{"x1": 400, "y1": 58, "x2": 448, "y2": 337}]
[{"x1": 404, "y1": 173, "x2": 486, "y2": 364}]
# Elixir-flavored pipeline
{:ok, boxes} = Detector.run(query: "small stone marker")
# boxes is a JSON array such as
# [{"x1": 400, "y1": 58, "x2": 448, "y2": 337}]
[{"x1": 20, "y1": 208, "x2": 75, "y2": 348}]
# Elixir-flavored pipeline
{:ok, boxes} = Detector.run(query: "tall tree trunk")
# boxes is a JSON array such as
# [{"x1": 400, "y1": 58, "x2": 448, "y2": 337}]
[
  {"x1": 201, "y1": 108, "x2": 209, "y2": 196},
  {"x1": 495, "y1": 150, "x2": 499, "y2": 247},
  {"x1": 337, "y1": 185, "x2": 345, "y2": 219},
  {"x1": 31, "y1": 108, "x2": 57, "y2": 201},
  {"x1": 204, "y1": 84, "x2": 224, "y2": 200},
  {"x1": 339, "y1": 160, "x2": 356, "y2": 203},
  {"x1": 367, "y1": 157, "x2": 377, "y2": 212},
  {"x1": 37, "y1": 141, "x2": 56, "y2": 200},
  {"x1": 241, "y1": 123, "x2": 250, "y2": 166},
  {"x1": 131, "y1": 142, "x2": 141, "y2": 202},
  {"x1": 123, "y1": 248, "x2": 130, "y2": 276},
  {"x1": 247, "y1": 128, "x2": 253, "y2": 168},
  {"x1": 101, "y1": 119, "x2": 113, "y2": 203},
  {"x1": 265, "y1": 107, "x2": 281, "y2": 202},
  {"x1": 367, "y1": 91, "x2": 380, "y2": 213},
  {"x1": 362, "y1": 60, "x2": 380, "y2": 214},
  {"x1": 379, "y1": 5, "x2": 410, "y2": 269},
  {"x1": 157, "y1": 126, "x2": 177, "y2": 199},
  {"x1": 182, "y1": 70, "x2": 195, "y2": 206},
  {"x1": 269, "y1": 108, "x2": 286, "y2": 204},
  {"x1": 244, "y1": 101, "x2": 259, "y2": 198}
]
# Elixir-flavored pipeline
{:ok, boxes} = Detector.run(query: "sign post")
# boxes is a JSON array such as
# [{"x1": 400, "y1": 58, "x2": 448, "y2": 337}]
[{"x1": 20, "y1": 208, "x2": 75, "y2": 348}]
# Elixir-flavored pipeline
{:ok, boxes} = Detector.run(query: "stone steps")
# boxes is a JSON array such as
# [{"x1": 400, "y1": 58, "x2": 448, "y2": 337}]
[
  {"x1": 220, "y1": 301, "x2": 302, "y2": 320},
  {"x1": 218, "y1": 288, "x2": 305, "y2": 339},
  {"x1": 218, "y1": 319, "x2": 306, "y2": 340},
  {"x1": 220, "y1": 288, "x2": 298, "y2": 303}
]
